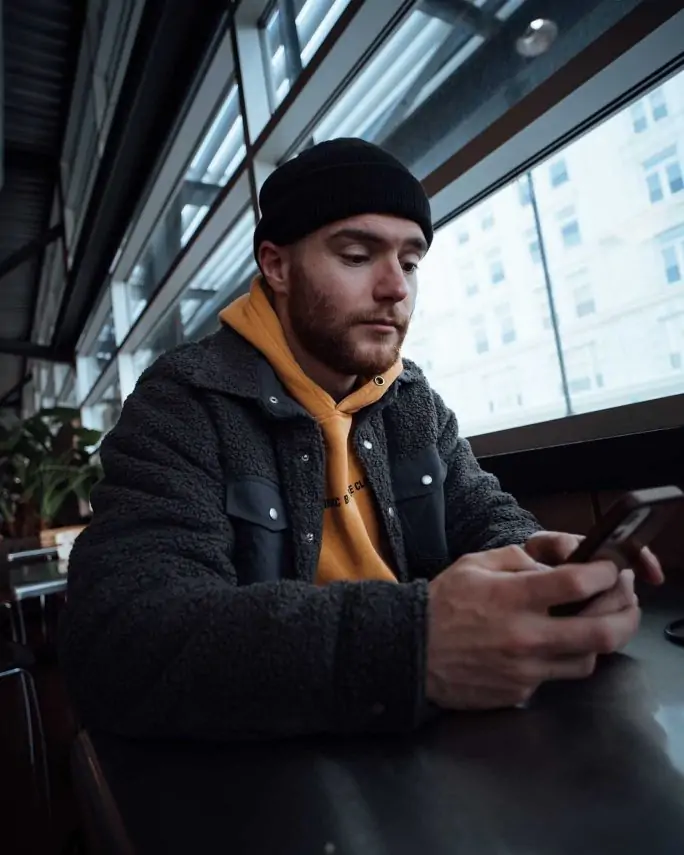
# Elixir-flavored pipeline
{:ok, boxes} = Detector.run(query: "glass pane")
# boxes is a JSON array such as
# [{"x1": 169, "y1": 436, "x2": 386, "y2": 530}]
[
  {"x1": 403, "y1": 182, "x2": 567, "y2": 438},
  {"x1": 132, "y1": 210, "x2": 256, "y2": 383},
  {"x1": 262, "y1": 0, "x2": 351, "y2": 109},
  {"x1": 122, "y1": 83, "x2": 246, "y2": 332},
  {"x1": 86, "y1": 376, "x2": 122, "y2": 436},
  {"x1": 534, "y1": 67, "x2": 684, "y2": 415},
  {"x1": 83, "y1": 309, "x2": 117, "y2": 395},
  {"x1": 311, "y1": 0, "x2": 646, "y2": 179}
]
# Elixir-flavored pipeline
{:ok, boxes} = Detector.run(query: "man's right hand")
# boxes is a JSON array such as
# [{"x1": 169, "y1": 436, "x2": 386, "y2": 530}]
[{"x1": 425, "y1": 545, "x2": 640, "y2": 710}]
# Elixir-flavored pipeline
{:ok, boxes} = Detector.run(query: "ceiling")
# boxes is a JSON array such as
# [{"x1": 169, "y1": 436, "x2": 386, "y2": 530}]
[{"x1": 0, "y1": 0, "x2": 84, "y2": 410}]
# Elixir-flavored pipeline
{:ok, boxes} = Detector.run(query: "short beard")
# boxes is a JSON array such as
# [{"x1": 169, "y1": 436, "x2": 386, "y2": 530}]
[{"x1": 287, "y1": 262, "x2": 408, "y2": 377}]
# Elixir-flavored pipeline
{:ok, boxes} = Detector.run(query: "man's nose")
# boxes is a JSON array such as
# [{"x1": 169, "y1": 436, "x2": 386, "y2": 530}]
[{"x1": 374, "y1": 258, "x2": 410, "y2": 303}]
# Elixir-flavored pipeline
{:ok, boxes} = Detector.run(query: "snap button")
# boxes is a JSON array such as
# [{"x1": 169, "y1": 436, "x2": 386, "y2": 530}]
[
  {"x1": 301, "y1": 454, "x2": 310, "y2": 463},
  {"x1": 388, "y1": 506, "x2": 395, "y2": 519},
  {"x1": 363, "y1": 440, "x2": 373, "y2": 450},
  {"x1": 269, "y1": 507, "x2": 279, "y2": 521},
  {"x1": 269, "y1": 395, "x2": 279, "y2": 405},
  {"x1": 421, "y1": 474, "x2": 433, "y2": 486},
  {"x1": 304, "y1": 532, "x2": 314, "y2": 544}
]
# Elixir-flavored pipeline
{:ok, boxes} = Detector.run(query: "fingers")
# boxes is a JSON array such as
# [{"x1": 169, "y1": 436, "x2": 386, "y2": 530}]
[
  {"x1": 620, "y1": 540, "x2": 664, "y2": 586},
  {"x1": 532, "y1": 653, "x2": 598, "y2": 683},
  {"x1": 517, "y1": 560, "x2": 619, "y2": 610},
  {"x1": 531, "y1": 605, "x2": 641, "y2": 657},
  {"x1": 580, "y1": 569, "x2": 637, "y2": 617},
  {"x1": 468, "y1": 544, "x2": 540, "y2": 574},
  {"x1": 525, "y1": 531, "x2": 583, "y2": 566}
]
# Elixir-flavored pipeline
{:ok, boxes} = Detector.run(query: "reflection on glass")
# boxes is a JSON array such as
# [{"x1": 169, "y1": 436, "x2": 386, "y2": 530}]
[
  {"x1": 83, "y1": 309, "x2": 117, "y2": 396},
  {"x1": 123, "y1": 82, "x2": 246, "y2": 332},
  {"x1": 404, "y1": 68, "x2": 684, "y2": 437},
  {"x1": 87, "y1": 377, "x2": 122, "y2": 437},
  {"x1": 262, "y1": 0, "x2": 351, "y2": 108},
  {"x1": 133, "y1": 210, "x2": 256, "y2": 384},
  {"x1": 313, "y1": 0, "x2": 524, "y2": 146}
]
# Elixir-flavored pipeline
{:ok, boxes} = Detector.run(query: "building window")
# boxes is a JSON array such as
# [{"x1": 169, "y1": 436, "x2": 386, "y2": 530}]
[
  {"x1": 561, "y1": 220, "x2": 582, "y2": 248},
  {"x1": 518, "y1": 178, "x2": 531, "y2": 206},
  {"x1": 490, "y1": 258, "x2": 505, "y2": 284},
  {"x1": 662, "y1": 245, "x2": 683, "y2": 284},
  {"x1": 663, "y1": 313, "x2": 684, "y2": 372},
  {"x1": 649, "y1": 88, "x2": 669, "y2": 122},
  {"x1": 470, "y1": 315, "x2": 489, "y2": 354},
  {"x1": 644, "y1": 147, "x2": 683, "y2": 204},
  {"x1": 482, "y1": 212, "x2": 495, "y2": 231},
  {"x1": 631, "y1": 101, "x2": 648, "y2": 134},
  {"x1": 564, "y1": 343, "x2": 604, "y2": 395},
  {"x1": 574, "y1": 283, "x2": 596, "y2": 318},
  {"x1": 466, "y1": 280, "x2": 479, "y2": 297},
  {"x1": 549, "y1": 158, "x2": 569, "y2": 187},
  {"x1": 458, "y1": 231, "x2": 470, "y2": 245},
  {"x1": 534, "y1": 287, "x2": 552, "y2": 330},
  {"x1": 529, "y1": 238, "x2": 541, "y2": 264},
  {"x1": 495, "y1": 303, "x2": 516, "y2": 345}
]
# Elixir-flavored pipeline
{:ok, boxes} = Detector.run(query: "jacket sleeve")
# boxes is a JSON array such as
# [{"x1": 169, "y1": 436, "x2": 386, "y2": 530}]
[
  {"x1": 433, "y1": 391, "x2": 542, "y2": 558},
  {"x1": 59, "y1": 363, "x2": 429, "y2": 741}
]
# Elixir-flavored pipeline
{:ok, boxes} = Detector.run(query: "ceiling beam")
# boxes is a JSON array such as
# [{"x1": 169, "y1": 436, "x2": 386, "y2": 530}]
[
  {"x1": 51, "y1": 0, "x2": 231, "y2": 353},
  {"x1": 0, "y1": 224, "x2": 63, "y2": 282},
  {"x1": 0, "y1": 373, "x2": 33, "y2": 409},
  {"x1": 0, "y1": 339, "x2": 73, "y2": 364}
]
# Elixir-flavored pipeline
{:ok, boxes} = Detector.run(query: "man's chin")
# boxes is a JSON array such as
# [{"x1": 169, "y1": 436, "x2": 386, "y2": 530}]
[{"x1": 343, "y1": 343, "x2": 399, "y2": 377}]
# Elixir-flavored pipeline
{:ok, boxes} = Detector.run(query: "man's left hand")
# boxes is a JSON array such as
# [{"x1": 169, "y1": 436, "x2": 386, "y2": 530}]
[{"x1": 523, "y1": 530, "x2": 664, "y2": 616}]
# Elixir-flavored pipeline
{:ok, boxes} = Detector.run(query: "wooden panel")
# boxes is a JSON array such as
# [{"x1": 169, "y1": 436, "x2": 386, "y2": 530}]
[{"x1": 518, "y1": 492, "x2": 597, "y2": 535}]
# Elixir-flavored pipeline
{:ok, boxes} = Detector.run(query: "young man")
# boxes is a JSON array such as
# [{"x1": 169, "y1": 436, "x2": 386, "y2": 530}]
[{"x1": 60, "y1": 139, "x2": 661, "y2": 741}]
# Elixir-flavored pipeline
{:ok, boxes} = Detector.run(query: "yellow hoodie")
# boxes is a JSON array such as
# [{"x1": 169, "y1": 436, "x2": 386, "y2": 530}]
[{"x1": 220, "y1": 280, "x2": 400, "y2": 585}]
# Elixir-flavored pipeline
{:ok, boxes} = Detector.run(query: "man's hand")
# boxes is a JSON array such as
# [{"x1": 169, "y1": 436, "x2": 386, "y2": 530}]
[
  {"x1": 426, "y1": 545, "x2": 640, "y2": 711},
  {"x1": 524, "y1": 530, "x2": 664, "y2": 585}
]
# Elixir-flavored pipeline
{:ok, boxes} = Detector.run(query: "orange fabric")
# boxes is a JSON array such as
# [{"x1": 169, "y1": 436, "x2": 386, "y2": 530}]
[{"x1": 220, "y1": 280, "x2": 400, "y2": 584}]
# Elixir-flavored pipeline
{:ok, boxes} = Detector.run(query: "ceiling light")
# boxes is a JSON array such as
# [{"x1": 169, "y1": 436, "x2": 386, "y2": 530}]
[{"x1": 515, "y1": 18, "x2": 559, "y2": 57}]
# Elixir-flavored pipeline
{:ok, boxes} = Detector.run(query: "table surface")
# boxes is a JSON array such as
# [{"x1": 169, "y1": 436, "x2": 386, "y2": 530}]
[
  {"x1": 86, "y1": 591, "x2": 684, "y2": 855},
  {"x1": 5, "y1": 560, "x2": 68, "y2": 600}
]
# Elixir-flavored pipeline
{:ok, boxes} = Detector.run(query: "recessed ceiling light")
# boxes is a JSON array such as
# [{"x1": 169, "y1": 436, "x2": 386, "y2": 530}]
[{"x1": 515, "y1": 18, "x2": 559, "y2": 57}]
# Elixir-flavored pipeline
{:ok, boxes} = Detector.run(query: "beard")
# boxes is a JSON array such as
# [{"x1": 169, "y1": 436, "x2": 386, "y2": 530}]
[{"x1": 287, "y1": 263, "x2": 410, "y2": 377}]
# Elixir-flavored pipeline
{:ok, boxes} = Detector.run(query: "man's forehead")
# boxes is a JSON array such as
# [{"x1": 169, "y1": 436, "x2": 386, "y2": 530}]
[{"x1": 323, "y1": 213, "x2": 426, "y2": 246}]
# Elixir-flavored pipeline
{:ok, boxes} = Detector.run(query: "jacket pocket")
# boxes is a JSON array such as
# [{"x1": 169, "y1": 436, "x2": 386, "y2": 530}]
[
  {"x1": 225, "y1": 477, "x2": 289, "y2": 584},
  {"x1": 391, "y1": 445, "x2": 448, "y2": 565}
]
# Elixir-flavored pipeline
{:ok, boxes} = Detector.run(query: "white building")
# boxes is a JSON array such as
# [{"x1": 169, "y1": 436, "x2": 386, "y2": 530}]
[{"x1": 405, "y1": 68, "x2": 684, "y2": 437}]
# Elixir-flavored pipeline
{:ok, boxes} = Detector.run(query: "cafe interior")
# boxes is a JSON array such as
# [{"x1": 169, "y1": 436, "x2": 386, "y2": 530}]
[{"x1": 1, "y1": 0, "x2": 683, "y2": 852}]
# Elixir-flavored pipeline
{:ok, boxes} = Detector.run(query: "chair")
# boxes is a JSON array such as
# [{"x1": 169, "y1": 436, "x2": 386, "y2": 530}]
[{"x1": 0, "y1": 625, "x2": 51, "y2": 821}]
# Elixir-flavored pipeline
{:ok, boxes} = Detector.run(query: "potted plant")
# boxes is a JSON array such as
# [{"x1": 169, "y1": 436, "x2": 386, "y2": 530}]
[{"x1": 0, "y1": 407, "x2": 103, "y2": 554}]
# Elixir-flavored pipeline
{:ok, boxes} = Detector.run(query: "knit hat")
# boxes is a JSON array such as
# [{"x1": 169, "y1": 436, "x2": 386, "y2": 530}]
[{"x1": 253, "y1": 138, "x2": 433, "y2": 260}]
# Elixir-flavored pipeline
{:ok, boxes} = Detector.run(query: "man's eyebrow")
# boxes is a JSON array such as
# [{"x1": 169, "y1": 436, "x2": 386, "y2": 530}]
[{"x1": 328, "y1": 228, "x2": 428, "y2": 255}]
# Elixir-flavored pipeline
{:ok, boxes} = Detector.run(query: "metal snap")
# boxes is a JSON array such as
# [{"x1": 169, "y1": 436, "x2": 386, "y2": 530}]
[
  {"x1": 269, "y1": 395, "x2": 279, "y2": 405},
  {"x1": 301, "y1": 454, "x2": 310, "y2": 463},
  {"x1": 421, "y1": 474, "x2": 433, "y2": 486},
  {"x1": 363, "y1": 440, "x2": 373, "y2": 450},
  {"x1": 388, "y1": 506, "x2": 395, "y2": 519},
  {"x1": 373, "y1": 376, "x2": 385, "y2": 386},
  {"x1": 269, "y1": 507, "x2": 278, "y2": 521},
  {"x1": 304, "y1": 532, "x2": 314, "y2": 543}
]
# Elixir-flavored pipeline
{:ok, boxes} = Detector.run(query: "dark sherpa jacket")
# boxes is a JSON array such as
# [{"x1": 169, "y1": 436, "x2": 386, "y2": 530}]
[{"x1": 59, "y1": 326, "x2": 541, "y2": 741}]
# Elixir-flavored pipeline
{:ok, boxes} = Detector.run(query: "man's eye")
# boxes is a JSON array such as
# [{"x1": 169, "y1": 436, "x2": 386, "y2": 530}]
[
  {"x1": 403, "y1": 262, "x2": 419, "y2": 274},
  {"x1": 342, "y1": 254, "x2": 368, "y2": 266}
]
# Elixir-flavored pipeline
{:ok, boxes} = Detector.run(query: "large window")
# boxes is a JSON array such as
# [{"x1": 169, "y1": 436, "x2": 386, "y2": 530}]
[
  {"x1": 404, "y1": 67, "x2": 684, "y2": 436},
  {"x1": 261, "y1": 0, "x2": 351, "y2": 108},
  {"x1": 81, "y1": 308, "x2": 117, "y2": 397},
  {"x1": 122, "y1": 82, "x2": 246, "y2": 333}
]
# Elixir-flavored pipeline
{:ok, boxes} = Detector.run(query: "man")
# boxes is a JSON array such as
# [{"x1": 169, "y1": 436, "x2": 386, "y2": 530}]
[{"x1": 60, "y1": 139, "x2": 662, "y2": 740}]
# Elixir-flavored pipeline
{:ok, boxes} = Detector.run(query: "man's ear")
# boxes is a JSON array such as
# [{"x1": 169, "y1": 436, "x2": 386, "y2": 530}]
[{"x1": 258, "y1": 242, "x2": 290, "y2": 297}]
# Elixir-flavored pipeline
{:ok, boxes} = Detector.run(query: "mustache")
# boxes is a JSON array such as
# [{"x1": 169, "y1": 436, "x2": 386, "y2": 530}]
[{"x1": 351, "y1": 312, "x2": 410, "y2": 331}]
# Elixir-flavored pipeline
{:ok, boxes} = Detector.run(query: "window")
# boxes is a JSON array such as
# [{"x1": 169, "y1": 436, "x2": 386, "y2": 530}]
[
  {"x1": 649, "y1": 88, "x2": 669, "y2": 122},
  {"x1": 81, "y1": 308, "x2": 117, "y2": 396},
  {"x1": 261, "y1": 0, "x2": 352, "y2": 108},
  {"x1": 470, "y1": 315, "x2": 489, "y2": 354},
  {"x1": 631, "y1": 101, "x2": 648, "y2": 134},
  {"x1": 534, "y1": 287, "x2": 552, "y2": 330},
  {"x1": 482, "y1": 212, "x2": 495, "y2": 231},
  {"x1": 663, "y1": 312, "x2": 684, "y2": 371},
  {"x1": 658, "y1": 227, "x2": 684, "y2": 284},
  {"x1": 490, "y1": 258, "x2": 505, "y2": 284},
  {"x1": 458, "y1": 230, "x2": 470, "y2": 245},
  {"x1": 122, "y1": 83, "x2": 246, "y2": 331},
  {"x1": 484, "y1": 369, "x2": 524, "y2": 414},
  {"x1": 574, "y1": 283, "x2": 596, "y2": 318},
  {"x1": 518, "y1": 178, "x2": 531, "y2": 206},
  {"x1": 549, "y1": 158, "x2": 569, "y2": 187},
  {"x1": 561, "y1": 219, "x2": 582, "y2": 248},
  {"x1": 564, "y1": 344, "x2": 604, "y2": 395},
  {"x1": 495, "y1": 303, "x2": 516, "y2": 345},
  {"x1": 643, "y1": 147, "x2": 684, "y2": 205},
  {"x1": 529, "y1": 238, "x2": 541, "y2": 264},
  {"x1": 83, "y1": 378, "x2": 122, "y2": 437}
]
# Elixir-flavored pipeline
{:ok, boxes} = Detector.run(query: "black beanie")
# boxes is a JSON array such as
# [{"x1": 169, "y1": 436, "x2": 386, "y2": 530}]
[{"x1": 253, "y1": 138, "x2": 433, "y2": 260}]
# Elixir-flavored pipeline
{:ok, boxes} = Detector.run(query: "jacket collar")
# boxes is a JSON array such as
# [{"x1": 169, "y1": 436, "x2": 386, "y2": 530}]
[{"x1": 183, "y1": 325, "x2": 422, "y2": 416}]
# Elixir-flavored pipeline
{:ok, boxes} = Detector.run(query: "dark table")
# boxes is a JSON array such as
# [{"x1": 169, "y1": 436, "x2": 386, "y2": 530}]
[{"x1": 82, "y1": 592, "x2": 684, "y2": 855}]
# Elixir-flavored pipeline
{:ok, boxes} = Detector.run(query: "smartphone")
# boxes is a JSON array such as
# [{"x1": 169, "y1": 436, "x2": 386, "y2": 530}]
[{"x1": 550, "y1": 485, "x2": 684, "y2": 617}]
